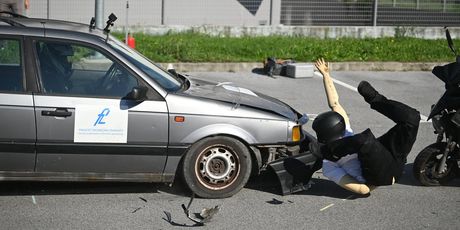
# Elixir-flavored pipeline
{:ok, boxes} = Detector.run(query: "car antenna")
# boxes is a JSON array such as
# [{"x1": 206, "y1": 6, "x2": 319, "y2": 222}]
[
  {"x1": 89, "y1": 17, "x2": 96, "y2": 31},
  {"x1": 103, "y1": 13, "x2": 117, "y2": 42}
]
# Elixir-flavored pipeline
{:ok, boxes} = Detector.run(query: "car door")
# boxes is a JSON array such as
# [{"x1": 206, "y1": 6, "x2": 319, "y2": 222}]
[
  {"x1": 33, "y1": 39, "x2": 169, "y2": 174},
  {"x1": 0, "y1": 36, "x2": 36, "y2": 171}
]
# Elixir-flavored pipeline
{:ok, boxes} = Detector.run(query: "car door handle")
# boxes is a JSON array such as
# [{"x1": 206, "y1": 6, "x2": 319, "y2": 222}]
[{"x1": 41, "y1": 108, "x2": 72, "y2": 117}]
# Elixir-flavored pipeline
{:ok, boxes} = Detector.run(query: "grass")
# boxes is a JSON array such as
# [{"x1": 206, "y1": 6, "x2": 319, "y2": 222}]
[
  {"x1": 0, "y1": 40, "x2": 20, "y2": 64},
  {"x1": 114, "y1": 32, "x2": 459, "y2": 63}
]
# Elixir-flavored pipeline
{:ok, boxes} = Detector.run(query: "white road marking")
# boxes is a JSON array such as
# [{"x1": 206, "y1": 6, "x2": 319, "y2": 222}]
[
  {"x1": 31, "y1": 195, "x2": 37, "y2": 205},
  {"x1": 320, "y1": 203, "x2": 335, "y2": 211},
  {"x1": 319, "y1": 195, "x2": 355, "y2": 211},
  {"x1": 331, "y1": 78, "x2": 358, "y2": 93},
  {"x1": 342, "y1": 195, "x2": 354, "y2": 201},
  {"x1": 420, "y1": 114, "x2": 430, "y2": 123},
  {"x1": 313, "y1": 71, "x2": 431, "y2": 123}
]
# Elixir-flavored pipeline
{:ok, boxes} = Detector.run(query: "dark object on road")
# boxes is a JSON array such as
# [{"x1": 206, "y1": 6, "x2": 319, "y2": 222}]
[
  {"x1": 263, "y1": 57, "x2": 295, "y2": 78},
  {"x1": 268, "y1": 152, "x2": 321, "y2": 195},
  {"x1": 413, "y1": 27, "x2": 460, "y2": 186},
  {"x1": 163, "y1": 211, "x2": 201, "y2": 227},
  {"x1": 139, "y1": 197, "x2": 147, "y2": 202},
  {"x1": 132, "y1": 207, "x2": 142, "y2": 213},
  {"x1": 266, "y1": 198, "x2": 284, "y2": 205},
  {"x1": 163, "y1": 193, "x2": 220, "y2": 227}
]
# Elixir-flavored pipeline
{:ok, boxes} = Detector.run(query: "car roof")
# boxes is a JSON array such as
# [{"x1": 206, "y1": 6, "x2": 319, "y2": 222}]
[{"x1": 0, "y1": 16, "x2": 107, "y2": 39}]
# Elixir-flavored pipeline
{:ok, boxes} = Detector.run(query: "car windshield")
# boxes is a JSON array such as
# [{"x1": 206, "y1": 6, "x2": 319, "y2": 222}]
[{"x1": 108, "y1": 36, "x2": 182, "y2": 92}]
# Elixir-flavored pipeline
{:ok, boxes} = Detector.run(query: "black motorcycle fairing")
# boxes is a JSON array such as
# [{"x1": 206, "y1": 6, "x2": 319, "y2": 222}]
[
  {"x1": 432, "y1": 62, "x2": 460, "y2": 90},
  {"x1": 428, "y1": 62, "x2": 460, "y2": 120},
  {"x1": 428, "y1": 91, "x2": 460, "y2": 120}
]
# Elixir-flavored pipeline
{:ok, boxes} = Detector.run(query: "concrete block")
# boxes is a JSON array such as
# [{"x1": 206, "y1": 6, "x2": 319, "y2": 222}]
[{"x1": 286, "y1": 63, "x2": 314, "y2": 78}]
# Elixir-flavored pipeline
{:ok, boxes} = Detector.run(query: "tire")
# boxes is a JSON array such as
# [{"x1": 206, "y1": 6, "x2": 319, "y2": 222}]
[
  {"x1": 413, "y1": 142, "x2": 458, "y2": 186},
  {"x1": 182, "y1": 136, "x2": 252, "y2": 198}
]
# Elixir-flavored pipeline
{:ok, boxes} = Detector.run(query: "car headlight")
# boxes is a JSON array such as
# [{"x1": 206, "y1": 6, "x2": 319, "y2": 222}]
[{"x1": 292, "y1": 125, "x2": 301, "y2": 142}]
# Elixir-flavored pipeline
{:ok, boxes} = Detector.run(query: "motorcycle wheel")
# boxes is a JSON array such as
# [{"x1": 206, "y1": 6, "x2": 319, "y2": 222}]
[{"x1": 413, "y1": 142, "x2": 458, "y2": 186}]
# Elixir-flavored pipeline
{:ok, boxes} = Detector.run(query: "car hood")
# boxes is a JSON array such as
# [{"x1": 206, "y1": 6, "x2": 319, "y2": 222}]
[{"x1": 178, "y1": 77, "x2": 299, "y2": 121}]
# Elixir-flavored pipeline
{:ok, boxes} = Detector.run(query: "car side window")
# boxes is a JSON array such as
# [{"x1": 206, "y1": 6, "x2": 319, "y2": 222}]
[
  {"x1": 36, "y1": 41, "x2": 138, "y2": 98},
  {"x1": 0, "y1": 39, "x2": 23, "y2": 92}
]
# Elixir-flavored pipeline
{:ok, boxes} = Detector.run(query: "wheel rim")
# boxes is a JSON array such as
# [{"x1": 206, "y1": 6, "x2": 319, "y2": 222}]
[
  {"x1": 422, "y1": 152, "x2": 453, "y2": 181},
  {"x1": 195, "y1": 144, "x2": 240, "y2": 190}
]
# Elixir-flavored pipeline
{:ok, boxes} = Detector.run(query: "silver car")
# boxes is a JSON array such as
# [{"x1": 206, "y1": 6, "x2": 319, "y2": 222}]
[{"x1": 0, "y1": 16, "x2": 313, "y2": 198}]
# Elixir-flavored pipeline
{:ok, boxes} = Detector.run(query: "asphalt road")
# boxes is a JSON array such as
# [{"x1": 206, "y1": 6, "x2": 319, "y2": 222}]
[{"x1": 1, "y1": 71, "x2": 459, "y2": 230}]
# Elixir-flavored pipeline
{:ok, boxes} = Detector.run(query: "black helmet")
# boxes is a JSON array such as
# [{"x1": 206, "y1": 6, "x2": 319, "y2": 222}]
[{"x1": 312, "y1": 111, "x2": 346, "y2": 143}]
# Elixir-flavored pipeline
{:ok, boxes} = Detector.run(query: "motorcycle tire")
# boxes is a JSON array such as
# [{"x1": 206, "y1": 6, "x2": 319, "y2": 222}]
[{"x1": 413, "y1": 142, "x2": 458, "y2": 186}]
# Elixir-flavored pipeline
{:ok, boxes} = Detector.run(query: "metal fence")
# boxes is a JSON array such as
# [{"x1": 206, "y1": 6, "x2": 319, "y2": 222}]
[
  {"x1": 22, "y1": 0, "x2": 460, "y2": 26},
  {"x1": 281, "y1": 0, "x2": 460, "y2": 26}
]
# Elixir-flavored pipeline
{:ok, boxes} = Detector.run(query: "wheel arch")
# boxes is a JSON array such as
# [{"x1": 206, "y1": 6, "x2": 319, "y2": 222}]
[{"x1": 180, "y1": 124, "x2": 258, "y2": 145}]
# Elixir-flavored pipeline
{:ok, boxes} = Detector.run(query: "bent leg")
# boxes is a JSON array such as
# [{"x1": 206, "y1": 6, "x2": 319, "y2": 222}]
[
  {"x1": 358, "y1": 81, "x2": 420, "y2": 162},
  {"x1": 372, "y1": 96, "x2": 420, "y2": 162},
  {"x1": 358, "y1": 81, "x2": 420, "y2": 127},
  {"x1": 370, "y1": 94, "x2": 421, "y2": 128}
]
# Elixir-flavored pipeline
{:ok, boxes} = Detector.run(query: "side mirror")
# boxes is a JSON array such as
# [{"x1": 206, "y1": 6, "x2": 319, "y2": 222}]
[
  {"x1": 126, "y1": 86, "x2": 148, "y2": 101},
  {"x1": 168, "y1": 68, "x2": 177, "y2": 76}
]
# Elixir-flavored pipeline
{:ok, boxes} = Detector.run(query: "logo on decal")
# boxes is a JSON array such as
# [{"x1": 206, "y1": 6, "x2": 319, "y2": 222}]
[{"x1": 94, "y1": 108, "x2": 110, "y2": 126}]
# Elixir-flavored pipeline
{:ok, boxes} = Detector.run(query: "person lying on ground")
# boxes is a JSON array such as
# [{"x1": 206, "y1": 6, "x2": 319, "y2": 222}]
[{"x1": 310, "y1": 58, "x2": 421, "y2": 195}]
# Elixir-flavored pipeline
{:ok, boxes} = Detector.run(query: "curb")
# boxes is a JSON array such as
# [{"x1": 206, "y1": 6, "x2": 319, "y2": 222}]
[{"x1": 159, "y1": 62, "x2": 445, "y2": 72}]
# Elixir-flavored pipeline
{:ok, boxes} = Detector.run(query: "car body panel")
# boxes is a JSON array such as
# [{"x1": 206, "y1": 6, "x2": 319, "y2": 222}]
[
  {"x1": 33, "y1": 95, "x2": 169, "y2": 173},
  {"x1": 0, "y1": 93, "x2": 36, "y2": 171},
  {"x1": 182, "y1": 78, "x2": 298, "y2": 121}
]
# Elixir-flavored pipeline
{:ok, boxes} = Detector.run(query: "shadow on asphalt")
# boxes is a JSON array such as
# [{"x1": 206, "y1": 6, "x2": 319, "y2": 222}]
[
  {"x1": 245, "y1": 169, "x2": 364, "y2": 199},
  {"x1": 251, "y1": 68, "x2": 266, "y2": 76},
  {"x1": 397, "y1": 163, "x2": 460, "y2": 187},
  {"x1": 157, "y1": 178, "x2": 192, "y2": 197},
  {"x1": 251, "y1": 68, "x2": 291, "y2": 79},
  {"x1": 0, "y1": 181, "x2": 160, "y2": 196},
  {"x1": 3, "y1": 164, "x2": 457, "y2": 197},
  {"x1": 395, "y1": 163, "x2": 419, "y2": 186}
]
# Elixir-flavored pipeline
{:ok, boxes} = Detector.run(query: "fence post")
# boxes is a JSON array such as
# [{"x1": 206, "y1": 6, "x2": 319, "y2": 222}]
[
  {"x1": 269, "y1": 0, "x2": 273, "y2": 25},
  {"x1": 416, "y1": 0, "x2": 419, "y2": 10},
  {"x1": 443, "y1": 0, "x2": 446, "y2": 12},
  {"x1": 161, "y1": 0, "x2": 165, "y2": 25},
  {"x1": 95, "y1": 0, "x2": 104, "y2": 29},
  {"x1": 47, "y1": 0, "x2": 49, "y2": 19},
  {"x1": 125, "y1": 1, "x2": 129, "y2": 44},
  {"x1": 373, "y1": 0, "x2": 378, "y2": 26}
]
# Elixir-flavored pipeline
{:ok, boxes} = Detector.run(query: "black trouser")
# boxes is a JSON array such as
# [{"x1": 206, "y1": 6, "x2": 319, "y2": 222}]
[{"x1": 327, "y1": 94, "x2": 420, "y2": 185}]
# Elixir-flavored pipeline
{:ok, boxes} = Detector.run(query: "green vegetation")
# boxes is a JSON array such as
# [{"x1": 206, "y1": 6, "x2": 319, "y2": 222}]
[
  {"x1": 114, "y1": 32, "x2": 458, "y2": 63},
  {"x1": 0, "y1": 40, "x2": 20, "y2": 64}
]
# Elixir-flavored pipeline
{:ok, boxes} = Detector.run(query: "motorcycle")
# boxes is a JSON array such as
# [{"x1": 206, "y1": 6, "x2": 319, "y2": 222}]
[{"x1": 413, "y1": 28, "x2": 460, "y2": 186}]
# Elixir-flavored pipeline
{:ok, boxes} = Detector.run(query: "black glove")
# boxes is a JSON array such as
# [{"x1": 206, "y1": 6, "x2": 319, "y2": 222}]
[{"x1": 308, "y1": 141, "x2": 328, "y2": 159}]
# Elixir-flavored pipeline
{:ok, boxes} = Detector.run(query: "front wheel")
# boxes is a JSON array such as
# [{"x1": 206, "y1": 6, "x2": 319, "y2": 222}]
[
  {"x1": 182, "y1": 136, "x2": 252, "y2": 198},
  {"x1": 413, "y1": 142, "x2": 458, "y2": 186}
]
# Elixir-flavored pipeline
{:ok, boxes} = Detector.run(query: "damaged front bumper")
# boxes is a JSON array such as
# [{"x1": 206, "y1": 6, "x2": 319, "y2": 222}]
[{"x1": 253, "y1": 130, "x2": 321, "y2": 195}]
